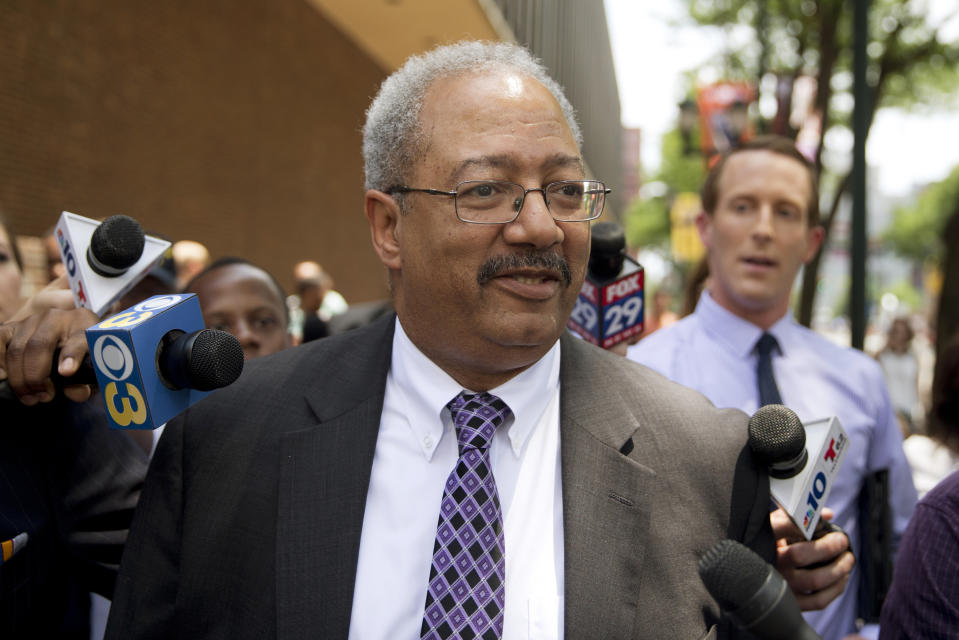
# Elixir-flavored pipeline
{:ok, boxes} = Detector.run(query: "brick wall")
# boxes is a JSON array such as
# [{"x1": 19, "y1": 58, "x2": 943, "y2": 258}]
[{"x1": 0, "y1": 0, "x2": 389, "y2": 301}]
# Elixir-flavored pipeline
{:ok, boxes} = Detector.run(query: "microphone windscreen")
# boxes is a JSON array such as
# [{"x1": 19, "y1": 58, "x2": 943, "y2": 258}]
[
  {"x1": 698, "y1": 539, "x2": 770, "y2": 611},
  {"x1": 187, "y1": 329, "x2": 244, "y2": 391},
  {"x1": 589, "y1": 221, "x2": 626, "y2": 280},
  {"x1": 88, "y1": 215, "x2": 146, "y2": 275},
  {"x1": 748, "y1": 404, "x2": 806, "y2": 467}
]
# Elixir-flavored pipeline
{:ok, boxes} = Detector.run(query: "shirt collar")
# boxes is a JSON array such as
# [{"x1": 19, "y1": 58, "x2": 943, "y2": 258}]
[
  {"x1": 694, "y1": 290, "x2": 794, "y2": 358},
  {"x1": 391, "y1": 318, "x2": 560, "y2": 461}
]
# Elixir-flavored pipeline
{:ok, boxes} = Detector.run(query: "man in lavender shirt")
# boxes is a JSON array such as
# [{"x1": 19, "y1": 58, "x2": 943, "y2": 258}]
[{"x1": 628, "y1": 136, "x2": 917, "y2": 640}]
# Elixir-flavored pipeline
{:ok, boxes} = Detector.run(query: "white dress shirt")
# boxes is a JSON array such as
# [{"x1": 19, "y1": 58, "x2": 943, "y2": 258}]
[
  {"x1": 349, "y1": 319, "x2": 564, "y2": 639},
  {"x1": 628, "y1": 291, "x2": 917, "y2": 640}
]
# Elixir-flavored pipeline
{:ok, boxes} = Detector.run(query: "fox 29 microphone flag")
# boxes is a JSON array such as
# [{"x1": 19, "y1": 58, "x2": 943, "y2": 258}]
[{"x1": 567, "y1": 221, "x2": 644, "y2": 349}]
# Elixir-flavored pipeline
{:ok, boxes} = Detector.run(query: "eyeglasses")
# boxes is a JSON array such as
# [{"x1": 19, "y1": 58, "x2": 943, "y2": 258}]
[{"x1": 387, "y1": 180, "x2": 610, "y2": 224}]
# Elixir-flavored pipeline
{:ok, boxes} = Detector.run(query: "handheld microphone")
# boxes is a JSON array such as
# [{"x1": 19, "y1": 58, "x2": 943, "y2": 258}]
[
  {"x1": 85, "y1": 294, "x2": 244, "y2": 429},
  {"x1": 748, "y1": 405, "x2": 849, "y2": 539},
  {"x1": 0, "y1": 329, "x2": 242, "y2": 405},
  {"x1": 55, "y1": 211, "x2": 172, "y2": 315},
  {"x1": 698, "y1": 539, "x2": 822, "y2": 640},
  {"x1": 567, "y1": 221, "x2": 645, "y2": 349}
]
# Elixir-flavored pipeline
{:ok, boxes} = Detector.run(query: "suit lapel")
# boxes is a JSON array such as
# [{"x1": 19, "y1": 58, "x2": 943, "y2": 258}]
[
  {"x1": 272, "y1": 323, "x2": 653, "y2": 638},
  {"x1": 275, "y1": 316, "x2": 394, "y2": 640},
  {"x1": 560, "y1": 334, "x2": 654, "y2": 638}
]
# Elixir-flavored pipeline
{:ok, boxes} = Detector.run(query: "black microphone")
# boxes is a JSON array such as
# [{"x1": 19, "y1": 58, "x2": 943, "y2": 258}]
[
  {"x1": 55, "y1": 211, "x2": 172, "y2": 315},
  {"x1": 748, "y1": 404, "x2": 808, "y2": 479},
  {"x1": 0, "y1": 329, "x2": 243, "y2": 404},
  {"x1": 698, "y1": 539, "x2": 822, "y2": 640},
  {"x1": 589, "y1": 221, "x2": 628, "y2": 280},
  {"x1": 84, "y1": 294, "x2": 246, "y2": 429},
  {"x1": 567, "y1": 221, "x2": 645, "y2": 349},
  {"x1": 749, "y1": 404, "x2": 854, "y2": 569},
  {"x1": 155, "y1": 329, "x2": 243, "y2": 391},
  {"x1": 86, "y1": 215, "x2": 146, "y2": 277},
  {"x1": 749, "y1": 404, "x2": 850, "y2": 539}
]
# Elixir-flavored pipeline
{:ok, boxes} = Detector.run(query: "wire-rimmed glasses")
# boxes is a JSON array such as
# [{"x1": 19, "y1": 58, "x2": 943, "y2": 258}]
[{"x1": 387, "y1": 180, "x2": 610, "y2": 224}]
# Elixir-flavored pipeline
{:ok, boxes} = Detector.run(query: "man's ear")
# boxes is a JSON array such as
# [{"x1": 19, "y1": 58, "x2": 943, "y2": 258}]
[
  {"x1": 804, "y1": 225, "x2": 825, "y2": 263},
  {"x1": 365, "y1": 189, "x2": 402, "y2": 270},
  {"x1": 695, "y1": 210, "x2": 713, "y2": 250}
]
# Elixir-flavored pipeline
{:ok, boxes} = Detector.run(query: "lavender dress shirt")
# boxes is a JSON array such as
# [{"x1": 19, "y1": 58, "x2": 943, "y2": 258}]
[{"x1": 628, "y1": 291, "x2": 917, "y2": 640}]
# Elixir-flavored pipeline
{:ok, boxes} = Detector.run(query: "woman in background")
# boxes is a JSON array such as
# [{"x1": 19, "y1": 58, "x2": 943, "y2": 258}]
[
  {"x1": 877, "y1": 316, "x2": 923, "y2": 437},
  {"x1": 902, "y1": 332, "x2": 959, "y2": 498},
  {"x1": 0, "y1": 213, "x2": 24, "y2": 321}
]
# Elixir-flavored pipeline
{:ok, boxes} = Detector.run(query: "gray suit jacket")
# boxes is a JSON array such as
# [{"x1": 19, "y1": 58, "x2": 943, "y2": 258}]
[{"x1": 107, "y1": 314, "x2": 773, "y2": 639}]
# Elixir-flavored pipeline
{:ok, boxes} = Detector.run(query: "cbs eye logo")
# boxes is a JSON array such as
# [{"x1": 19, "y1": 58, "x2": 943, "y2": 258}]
[{"x1": 92, "y1": 335, "x2": 147, "y2": 427}]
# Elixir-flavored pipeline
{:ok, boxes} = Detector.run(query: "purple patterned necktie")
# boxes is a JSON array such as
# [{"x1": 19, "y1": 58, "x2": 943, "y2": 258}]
[{"x1": 421, "y1": 391, "x2": 512, "y2": 640}]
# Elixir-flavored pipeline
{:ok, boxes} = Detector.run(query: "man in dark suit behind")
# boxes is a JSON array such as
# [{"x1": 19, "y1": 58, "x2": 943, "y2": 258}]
[
  {"x1": 104, "y1": 41, "x2": 814, "y2": 639},
  {"x1": 0, "y1": 398, "x2": 146, "y2": 639}
]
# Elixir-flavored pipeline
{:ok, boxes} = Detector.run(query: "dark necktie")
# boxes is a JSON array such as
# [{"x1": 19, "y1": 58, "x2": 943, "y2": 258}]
[
  {"x1": 756, "y1": 332, "x2": 784, "y2": 406},
  {"x1": 421, "y1": 392, "x2": 511, "y2": 640}
]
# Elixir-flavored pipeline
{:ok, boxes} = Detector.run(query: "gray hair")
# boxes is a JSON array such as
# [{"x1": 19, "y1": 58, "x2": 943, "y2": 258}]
[{"x1": 362, "y1": 40, "x2": 582, "y2": 192}]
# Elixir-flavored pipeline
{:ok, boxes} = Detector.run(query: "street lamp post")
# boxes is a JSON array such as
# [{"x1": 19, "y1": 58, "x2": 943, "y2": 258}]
[{"x1": 678, "y1": 98, "x2": 698, "y2": 155}]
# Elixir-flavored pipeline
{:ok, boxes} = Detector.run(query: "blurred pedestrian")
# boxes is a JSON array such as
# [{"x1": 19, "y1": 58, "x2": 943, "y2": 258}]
[
  {"x1": 171, "y1": 240, "x2": 210, "y2": 291},
  {"x1": 638, "y1": 287, "x2": 678, "y2": 339},
  {"x1": 876, "y1": 317, "x2": 923, "y2": 437},
  {"x1": 294, "y1": 276, "x2": 329, "y2": 343},
  {"x1": 902, "y1": 332, "x2": 959, "y2": 498},
  {"x1": 293, "y1": 260, "x2": 348, "y2": 321}
]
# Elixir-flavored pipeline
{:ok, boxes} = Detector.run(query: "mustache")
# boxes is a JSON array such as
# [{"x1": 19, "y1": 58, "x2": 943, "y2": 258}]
[{"x1": 476, "y1": 251, "x2": 572, "y2": 287}]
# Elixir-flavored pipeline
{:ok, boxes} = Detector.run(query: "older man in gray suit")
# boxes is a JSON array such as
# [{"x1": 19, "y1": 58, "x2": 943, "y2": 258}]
[{"x1": 101, "y1": 42, "x2": 834, "y2": 639}]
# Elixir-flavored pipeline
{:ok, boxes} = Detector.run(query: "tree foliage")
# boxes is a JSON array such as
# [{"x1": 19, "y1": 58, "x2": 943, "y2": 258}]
[
  {"x1": 658, "y1": 128, "x2": 708, "y2": 194},
  {"x1": 884, "y1": 164, "x2": 959, "y2": 264},
  {"x1": 624, "y1": 195, "x2": 670, "y2": 251},
  {"x1": 679, "y1": 0, "x2": 959, "y2": 325},
  {"x1": 624, "y1": 129, "x2": 706, "y2": 252}
]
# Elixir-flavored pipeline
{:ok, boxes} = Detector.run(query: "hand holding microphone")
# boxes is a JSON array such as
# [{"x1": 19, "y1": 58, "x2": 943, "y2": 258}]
[
  {"x1": 748, "y1": 404, "x2": 850, "y2": 539},
  {"x1": 2, "y1": 214, "x2": 243, "y2": 424},
  {"x1": 84, "y1": 293, "x2": 244, "y2": 429},
  {"x1": 748, "y1": 404, "x2": 856, "y2": 611},
  {"x1": 1, "y1": 291, "x2": 244, "y2": 422},
  {"x1": 771, "y1": 507, "x2": 854, "y2": 611},
  {"x1": 1, "y1": 212, "x2": 170, "y2": 404},
  {"x1": 0, "y1": 275, "x2": 98, "y2": 405}
]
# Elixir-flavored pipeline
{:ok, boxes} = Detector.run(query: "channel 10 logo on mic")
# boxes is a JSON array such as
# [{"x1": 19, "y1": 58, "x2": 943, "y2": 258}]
[
  {"x1": 86, "y1": 294, "x2": 207, "y2": 430},
  {"x1": 801, "y1": 428, "x2": 849, "y2": 534}
]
